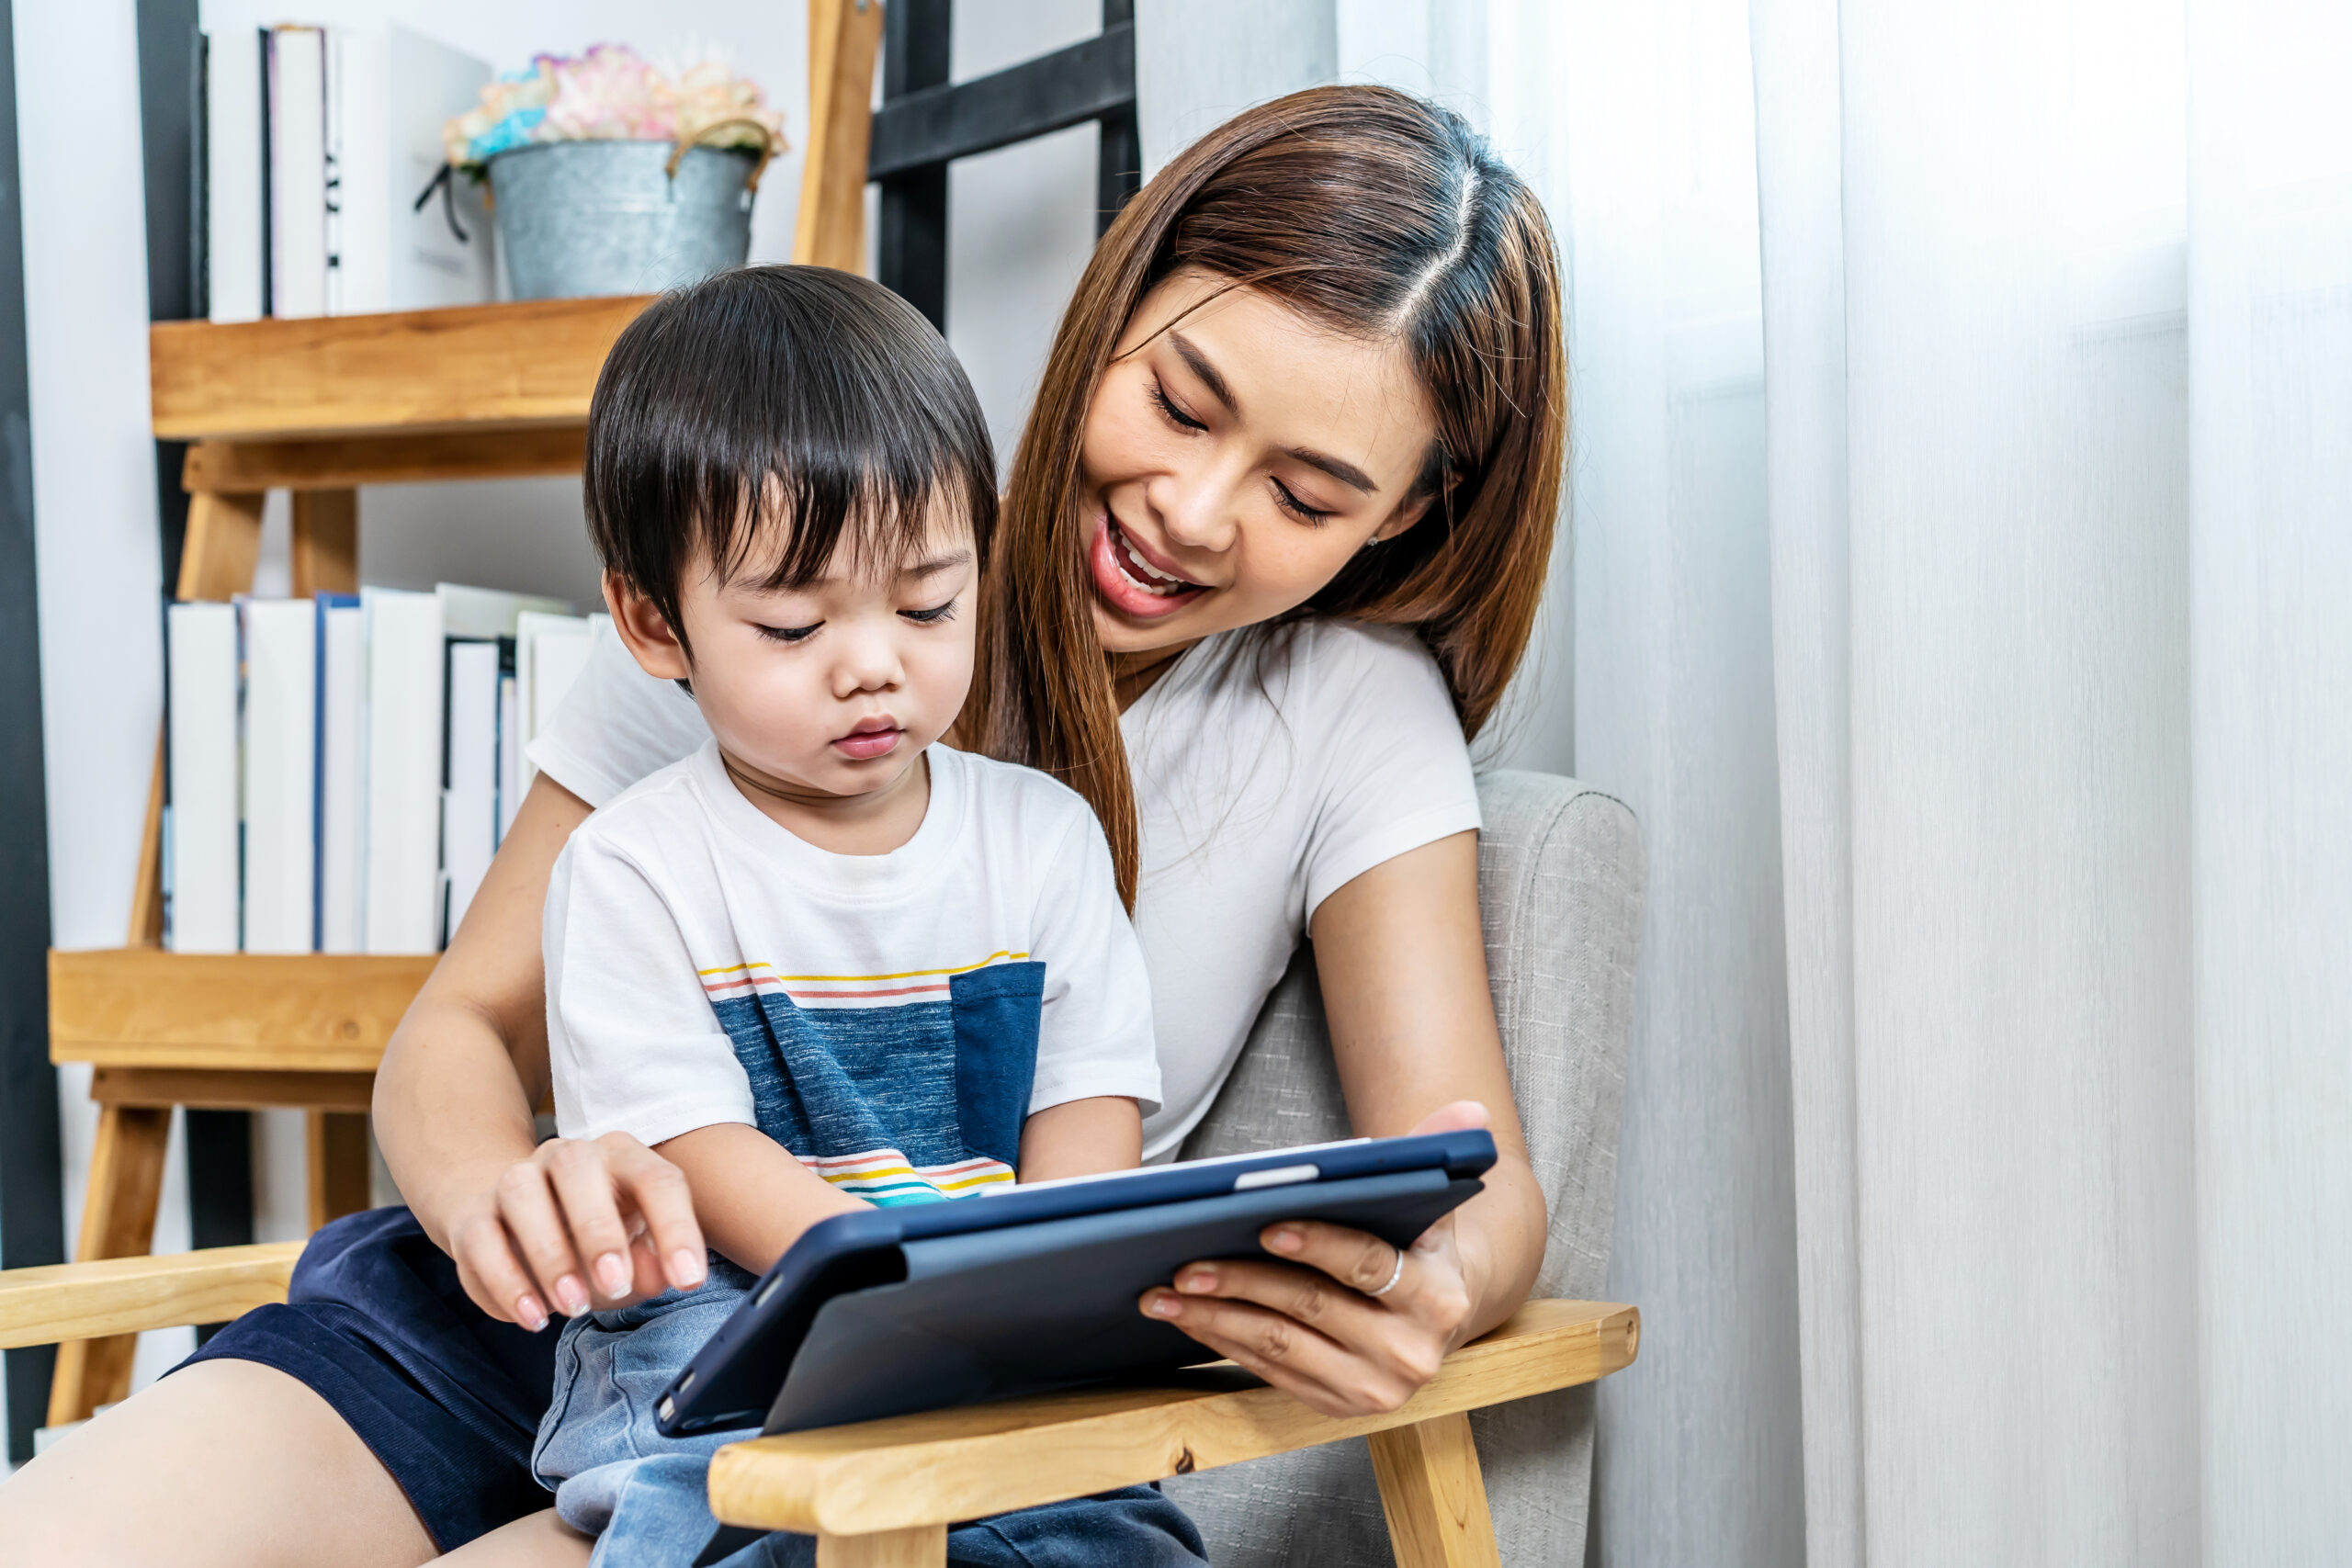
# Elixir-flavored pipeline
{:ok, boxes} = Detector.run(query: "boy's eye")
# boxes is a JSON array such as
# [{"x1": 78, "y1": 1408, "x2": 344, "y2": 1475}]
[
  {"x1": 755, "y1": 622, "x2": 821, "y2": 644},
  {"x1": 901, "y1": 601, "x2": 957, "y2": 625}
]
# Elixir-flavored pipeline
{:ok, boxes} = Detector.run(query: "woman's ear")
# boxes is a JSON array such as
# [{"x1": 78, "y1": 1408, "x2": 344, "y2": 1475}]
[
  {"x1": 1368, "y1": 487, "x2": 1440, "y2": 547},
  {"x1": 603, "y1": 570, "x2": 692, "y2": 682}
]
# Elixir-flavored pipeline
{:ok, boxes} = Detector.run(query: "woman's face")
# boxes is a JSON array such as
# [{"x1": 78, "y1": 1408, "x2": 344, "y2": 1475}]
[{"x1": 1079, "y1": 268, "x2": 1439, "y2": 656}]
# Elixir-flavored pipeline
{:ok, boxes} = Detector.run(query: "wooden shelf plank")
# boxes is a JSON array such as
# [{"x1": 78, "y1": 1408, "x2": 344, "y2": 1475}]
[
  {"x1": 0, "y1": 1241, "x2": 302, "y2": 1350},
  {"x1": 150, "y1": 295, "x2": 650, "y2": 443},
  {"x1": 181, "y1": 425, "x2": 588, "y2": 491},
  {"x1": 708, "y1": 1299, "x2": 1640, "y2": 1537},
  {"x1": 49, "y1": 949, "x2": 434, "y2": 1073}
]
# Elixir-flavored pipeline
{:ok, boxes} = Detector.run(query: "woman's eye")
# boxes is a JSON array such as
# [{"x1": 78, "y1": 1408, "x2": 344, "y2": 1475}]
[
  {"x1": 756, "y1": 622, "x2": 821, "y2": 644},
  {"x1": 1271, "y1": 478, "x2": 1335, "y2": 525},
  {"x1": 901, "y1": 601, "x2": 957, "y2": 625},
  {"x1": 1150, "y1": 378, "x2": 1207, "y2": 433}
]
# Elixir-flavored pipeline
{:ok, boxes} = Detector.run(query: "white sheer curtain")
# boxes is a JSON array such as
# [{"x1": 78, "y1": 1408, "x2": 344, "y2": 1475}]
[{"x1": 1141, "y1": 1, "x2": 2352, "y2": 1561}]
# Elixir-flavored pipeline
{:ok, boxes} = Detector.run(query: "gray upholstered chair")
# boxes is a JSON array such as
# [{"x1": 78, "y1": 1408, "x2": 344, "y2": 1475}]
[{"x1": 1165, "y1": 772, "x2": 1645, "y2": 1567}]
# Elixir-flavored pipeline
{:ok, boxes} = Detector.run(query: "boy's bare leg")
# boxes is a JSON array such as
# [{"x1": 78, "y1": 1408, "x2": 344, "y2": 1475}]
[
  {"x1": 431, "y1": 1509, "x2": 594, "y2": 1566},
  {"x1": 0, "y1": 1358, "x2": 436, "y2": 1568}
]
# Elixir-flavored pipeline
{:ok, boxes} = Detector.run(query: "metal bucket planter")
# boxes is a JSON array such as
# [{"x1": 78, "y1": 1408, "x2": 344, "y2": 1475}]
[{"x1": 487, "y1": 133, "x2": 770, "y2": 300}]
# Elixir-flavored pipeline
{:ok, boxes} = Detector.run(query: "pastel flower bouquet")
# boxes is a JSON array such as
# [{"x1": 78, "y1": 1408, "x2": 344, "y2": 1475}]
[
  {"x1": 440, "y1": 44, "x2": 789, "y2": 301},
  {"x1": 444, "y1": 44, "x2": 786, "y2": 174}
]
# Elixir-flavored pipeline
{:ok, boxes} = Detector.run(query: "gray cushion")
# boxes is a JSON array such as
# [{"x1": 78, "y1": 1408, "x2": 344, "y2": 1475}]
[{"x1": 1163, "y1": 773, "x2": 1645, "y2": 1567}]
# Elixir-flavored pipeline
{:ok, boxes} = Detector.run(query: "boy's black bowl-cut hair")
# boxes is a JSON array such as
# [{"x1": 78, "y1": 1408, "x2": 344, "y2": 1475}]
[{"x1": 584, "y1": 265, "x2": 998, "y2": 653}]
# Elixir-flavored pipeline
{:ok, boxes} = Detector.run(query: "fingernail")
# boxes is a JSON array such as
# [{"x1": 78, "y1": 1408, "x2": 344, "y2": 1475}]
[
  {"x1": 1148, "y1": 1294, "x2": 1182, "y2": 1319},
  {"x1": 1178, "y1": 1269, "x2": 1216, "y2": 1293},
  {"x1": 555, "y1": 1275, "x2": 590, "y2": 1316},
  {"x1": 1270, "y1": 1228, "x2": 1303, "y2": 1254},
  {"x1": 671, "y1": 1249, "x2": 707, "y2": 1288},
  {"x1": 516, "y1": 1295, "x2": 548, "y2": 1333},
  {"x1": 594, "y1": 1252, "x2": 630, "y2": 1297}
]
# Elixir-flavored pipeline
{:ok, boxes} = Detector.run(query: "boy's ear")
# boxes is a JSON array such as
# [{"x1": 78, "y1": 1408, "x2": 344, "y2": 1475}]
[{"x1": 604, "y1": 571, "x2": 693, "y2": 682}]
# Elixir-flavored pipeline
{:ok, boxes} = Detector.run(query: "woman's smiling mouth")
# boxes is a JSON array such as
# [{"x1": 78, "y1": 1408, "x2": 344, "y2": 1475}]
[{"x1": 1090, "y1": 514, "x2": 1207, "y2": 619}]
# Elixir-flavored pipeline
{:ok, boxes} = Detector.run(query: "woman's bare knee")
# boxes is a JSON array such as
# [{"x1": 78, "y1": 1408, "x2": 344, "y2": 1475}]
[{"x1": 0, "y1": 1357, "x2": 435, "y2": 1568}]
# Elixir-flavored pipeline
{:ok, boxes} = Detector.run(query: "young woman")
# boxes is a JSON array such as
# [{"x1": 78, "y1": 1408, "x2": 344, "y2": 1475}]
[{"x1": 0, "y1": 85, "x2": 1566, "y2": 1567}]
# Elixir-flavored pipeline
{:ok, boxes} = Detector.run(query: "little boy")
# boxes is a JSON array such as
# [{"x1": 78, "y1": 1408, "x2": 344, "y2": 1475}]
[{"x1": 528, "y1": 268, "x2": 1203, "y2": 1567}]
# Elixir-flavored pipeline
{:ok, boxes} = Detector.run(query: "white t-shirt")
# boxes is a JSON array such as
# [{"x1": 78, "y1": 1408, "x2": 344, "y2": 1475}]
[
  {"x1": 531, "y1": 618, "x2": 1480, "y2": 1159},
  {"x1": 543, "y1": 739, "x2": 1160, "y2": 1202}
]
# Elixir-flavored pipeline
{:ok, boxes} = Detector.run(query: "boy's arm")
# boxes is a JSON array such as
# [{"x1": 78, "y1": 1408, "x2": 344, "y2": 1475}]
[
  {"x1": 1017, "y1": 809, "x2": 1162, "y2": 1181},
  {"x1": 1017, "y1": 1096, "x2": 1142, "y2": 1183},
  {"x1": 656, "y1": 1123, "x2": 866, "y2": 1275}
]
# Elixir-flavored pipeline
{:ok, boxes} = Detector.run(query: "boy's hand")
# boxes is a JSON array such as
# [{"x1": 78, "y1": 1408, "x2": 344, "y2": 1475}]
[{"x1": 450, "y1": 1131, "x2": 707, "y2": 1331}]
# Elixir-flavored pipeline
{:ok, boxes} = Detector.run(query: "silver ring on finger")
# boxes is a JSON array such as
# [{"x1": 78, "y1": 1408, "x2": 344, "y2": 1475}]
[{"x1": 1364, "y1": 1246, "x2": 1407, "y2": 1299}]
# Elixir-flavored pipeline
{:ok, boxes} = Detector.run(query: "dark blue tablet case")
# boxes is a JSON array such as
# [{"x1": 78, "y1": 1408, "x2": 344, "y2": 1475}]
[{"x1": 658, "y1": 1131, "x2": 1495, "y2": 1440}]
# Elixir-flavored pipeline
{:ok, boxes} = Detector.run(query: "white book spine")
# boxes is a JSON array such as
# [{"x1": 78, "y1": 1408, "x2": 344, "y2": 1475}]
[
  {"x1": 208, "y1": 29, "x2": 266, "y2": 322},
  {"x1": 515, "y1": 611, "x2": 595, "y2": 788},
  {"x1": 441, "y1": 640, "x2": 501, "y2": 942},
  {"x1": 332, "y1": 28, "x2": 390, "y2": 315},
  {"x1": 268, "y1": 27, "x2": 329, "y2": 319},
  {"x1": 496, "y1": 671, "x2": 521, "y2": 844},
  {"x1": 241, "y1": 600, "x2": 318, "y2": 953},
  {"x1": 166, "y1": 604, "x2": 241, "y2": 953},
  {"x1": 318, "y1": 601, "x2": 364, "y2": 953},
  {"x1": 360, "y1": 589, "x2": 446, "y2": 953}
]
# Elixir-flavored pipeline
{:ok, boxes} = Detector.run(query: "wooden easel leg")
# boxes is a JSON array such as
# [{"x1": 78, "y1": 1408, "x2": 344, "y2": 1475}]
[
  {"x1": 177, "y1": 489, "x2": 266, "y2": 601},
  {"x1": 127, "y1": 736, "x2": 167, "y2": 946},
  {"x1": 306, "y1": 1111, "x2": 372, "y2": 1231},
  {"x1": 815, "y1": 1525, "x2": 948, "y2": 1568},
  {"x1": 1368, "y1": 1411, "x2": 1502, "y2": 1568},
  {"x1": 46, "y1": 1105, "x2": 174, "y2": 1426},
  {"x1": 289, "y1": 487, "x2": 357, "y2": 595}
]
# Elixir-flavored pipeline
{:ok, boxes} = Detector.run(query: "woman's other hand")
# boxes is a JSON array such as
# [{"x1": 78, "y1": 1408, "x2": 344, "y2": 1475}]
[
  {"x1": 447, "y1": 1132, "x2": 708, "y2": 1330},
  {"x1": 1136, "y1": 1100, "x2": 1495, "y2": 1417}
]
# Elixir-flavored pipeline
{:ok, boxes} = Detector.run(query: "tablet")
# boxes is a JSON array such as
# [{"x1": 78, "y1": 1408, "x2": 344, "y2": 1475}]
[{"x1": 655, "y1": 1128, "x2": 1496, "y2": 1438}]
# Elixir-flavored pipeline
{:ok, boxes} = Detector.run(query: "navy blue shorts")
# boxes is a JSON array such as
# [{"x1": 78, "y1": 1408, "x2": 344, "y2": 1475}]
[
  {"x1": 181, "y1": 1207, "x2": 1205, "y2": 1563},
  {"x1": 180, "y1": 1207, "x2": 560, "y2": 1553}
]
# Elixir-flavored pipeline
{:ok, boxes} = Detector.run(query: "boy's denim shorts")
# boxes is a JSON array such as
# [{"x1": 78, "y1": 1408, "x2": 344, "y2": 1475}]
[{"x1": 532, "y1": 1271, "x2": 1208, "y2": 1568}]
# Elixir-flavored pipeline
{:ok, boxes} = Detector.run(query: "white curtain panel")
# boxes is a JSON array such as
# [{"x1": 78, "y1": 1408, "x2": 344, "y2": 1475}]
[{"x1": 1139, "y1": 1, "x2": 2351, "y2": 1561}]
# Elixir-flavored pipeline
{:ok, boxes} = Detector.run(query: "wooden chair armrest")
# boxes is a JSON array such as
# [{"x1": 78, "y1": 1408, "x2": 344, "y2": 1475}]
[
  {"x1": 0, "y1": 1241, "x2": 303, "y2": 1349},
  {"x1": 707, "y1": 1297, "x2": 1639, "y2": 1539}
]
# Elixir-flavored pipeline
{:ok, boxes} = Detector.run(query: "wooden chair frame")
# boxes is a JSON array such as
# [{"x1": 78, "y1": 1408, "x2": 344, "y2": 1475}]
[{"x1": 0, "y1": 1247, "x2": 1635, "y2": 1567}]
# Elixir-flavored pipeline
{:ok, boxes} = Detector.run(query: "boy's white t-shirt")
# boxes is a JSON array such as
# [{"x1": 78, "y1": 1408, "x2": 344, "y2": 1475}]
[
  {"x1": 543, "y1": 739, "x2": 1160, "y2": 1201},
  {"x1": 531, "y1": 618, "x2": 1480, "y2": 1159}
]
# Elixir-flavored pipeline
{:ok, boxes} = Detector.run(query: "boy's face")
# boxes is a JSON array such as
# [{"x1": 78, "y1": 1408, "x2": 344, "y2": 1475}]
[{"x1": 608, "y1": 501, "x2": 978, "y2": 805}]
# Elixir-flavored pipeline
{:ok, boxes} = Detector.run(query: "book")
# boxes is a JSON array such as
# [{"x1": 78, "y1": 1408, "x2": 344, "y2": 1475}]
[
  {"x1": 165, "y1": 604, "x2": 241, "y2": 953},
  {"x1": 436, "y1": 582, "x2": 573, "y2": 639},
  {"x1": 208, "y1": 31, "x2": 266, "y2": 323},
  {"x1": 316, "y1": 593, "x2": 363, "y2": 953},
  {"x1": 359, "y1": 588, "x2": 446, "y2": 953},
  {"x1": 331, "y1": 26, "x2": 496, "y2": 314},
  {"x1": 241, "y1": 599, "x2": 318, "y2": 953},
  {"x1": 441, "y1": 637, "x2": 503, "y2": 942},
  {"x1": 497, "y1": 669, "x2": 522, "y2": 843},
  {"x1": 514, "y1": 611, "x2": 597, "y2": 789},
  {"x1": 266, "y1": 25, "x2": 330, "y2": 319}
]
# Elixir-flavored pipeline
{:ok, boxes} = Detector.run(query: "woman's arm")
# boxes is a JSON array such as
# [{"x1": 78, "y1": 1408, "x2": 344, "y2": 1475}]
[
  {"x1": 1138, "y1": 830, "x2": 1550, "y2": 1416},
  {"x1": 373, "y1": 773, "x2": 707, "y2": 1327}
]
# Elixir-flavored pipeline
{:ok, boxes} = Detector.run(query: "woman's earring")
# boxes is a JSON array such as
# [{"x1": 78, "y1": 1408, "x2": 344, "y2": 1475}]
[{"x1": 1362, "y1": 532, "x2": 1385, "y2": 551}]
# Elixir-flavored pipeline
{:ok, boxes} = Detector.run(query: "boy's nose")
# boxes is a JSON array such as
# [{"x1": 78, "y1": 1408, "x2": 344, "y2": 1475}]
[{"x1": 831, "y1": 628, "x2": 903, "y2": 695}]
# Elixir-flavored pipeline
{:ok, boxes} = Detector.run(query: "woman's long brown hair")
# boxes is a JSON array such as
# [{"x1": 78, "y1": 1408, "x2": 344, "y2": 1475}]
[{"x1": 966, "y1": 85, "x2": 1566, "y2": 908}]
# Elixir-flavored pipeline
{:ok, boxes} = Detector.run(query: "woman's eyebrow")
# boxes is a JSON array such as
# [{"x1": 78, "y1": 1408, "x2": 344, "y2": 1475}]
[
  {"x1": 1170, "y1": 333, "x2": 1238, "y2": 412},
  {"x1": 1171, "y1": 332, "x2": 1380, "y2": 495},
  {"x1": 1286, "y1": 446, "x2": 1378, "y2": 494}
]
